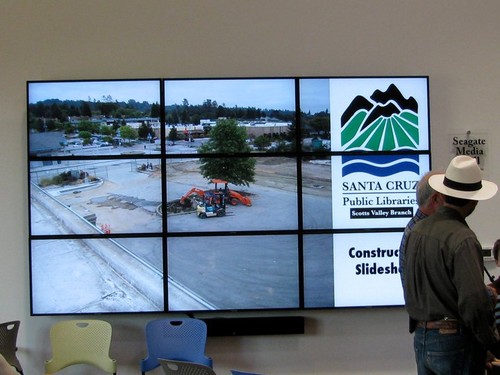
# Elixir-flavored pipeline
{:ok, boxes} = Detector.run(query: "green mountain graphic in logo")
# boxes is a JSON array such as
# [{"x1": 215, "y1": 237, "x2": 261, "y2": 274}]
[{"x1": 341, "y1": 84, "x2": 419, "y2": 151}]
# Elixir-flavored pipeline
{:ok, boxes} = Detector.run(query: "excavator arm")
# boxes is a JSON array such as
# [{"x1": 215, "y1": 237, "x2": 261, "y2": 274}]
[{"x1": 180, "y1": 187, "x2": 205, "y2": 203}]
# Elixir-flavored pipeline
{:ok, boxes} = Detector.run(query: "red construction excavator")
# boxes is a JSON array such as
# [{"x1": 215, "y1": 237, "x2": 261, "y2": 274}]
[{"x1": 180, "y1": 179, "x2": 252, "y2": 207}]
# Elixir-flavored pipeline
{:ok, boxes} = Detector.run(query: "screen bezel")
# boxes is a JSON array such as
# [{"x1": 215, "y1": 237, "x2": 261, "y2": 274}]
[{"x1": 27, "y1": 76, "x2": 431, "y2": 316}]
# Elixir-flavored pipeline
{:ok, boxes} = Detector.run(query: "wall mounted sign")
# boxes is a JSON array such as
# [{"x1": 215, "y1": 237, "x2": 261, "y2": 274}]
[{"x1": 449, "y1": 131, "x2": 487, "y2": 171}]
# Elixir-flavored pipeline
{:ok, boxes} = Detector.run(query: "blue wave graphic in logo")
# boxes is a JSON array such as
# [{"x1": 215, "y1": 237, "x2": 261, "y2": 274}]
[{"x1": 342, "y1": 155, "x2": 420, "y2": 177}]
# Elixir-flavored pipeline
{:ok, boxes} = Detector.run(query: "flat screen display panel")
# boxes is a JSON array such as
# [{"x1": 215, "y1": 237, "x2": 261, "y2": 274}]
[
  {"x1": 30, "y1": 158, "x2": 162, "y2": 235},
  {"x1": 303, "y1": 234, "x2": 334, "y2": 308},
  {"x1": 164, "y1": 78, "x2": 296, "y2": 154},
  {"x1": 301, "y1": 158, "x2": 332, "y2": 230},
  {"x1": 28, "y1": 79, "x2": 161, "y2": 157},
  {"x1": 328, "y1": 77, "x2": 429, "y2": 152},
  {"x1": 167, "y1": 234, "x2": 300, "y2": 312},
  {"x1": 166, "y1": 155, "x2": 298, "y2": 233},
  {"x1": 333, "y1": 232, "x2": 404, "y2": 307},
  {"x1": 332, "y1": 154, "x2": 430, "y2": 229},
  {"x1": 303, "y1": 232, "x2": 405, "y2": 308},
  {"x1": 30, "y1": 237, "x2": 163, "y2": 314},
  {"x1": 299, "y1": 77, "x2": 429, "y2": 152},
  {"x1": 27, "y1": 76, "x2": 430, "y2": 315}
]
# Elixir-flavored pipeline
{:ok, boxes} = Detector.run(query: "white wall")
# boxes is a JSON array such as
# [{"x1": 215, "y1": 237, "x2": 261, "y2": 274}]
[{"x1": 1, "y1": 1, "x2": 499, "y2": 374}]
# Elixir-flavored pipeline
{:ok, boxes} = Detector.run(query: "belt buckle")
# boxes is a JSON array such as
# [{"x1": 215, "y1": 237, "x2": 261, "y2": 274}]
[
  {"x1": 439, "y1": 327, "x2": 458, "y2": 334},
  {"x1": 439, "y1": 318, "x2": 458, "y2": 334}
]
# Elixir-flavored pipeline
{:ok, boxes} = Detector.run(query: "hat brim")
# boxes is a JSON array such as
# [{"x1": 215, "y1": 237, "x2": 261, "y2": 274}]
[{"x1": 429, "y1": 174, "x2": 498, "y2": 200}]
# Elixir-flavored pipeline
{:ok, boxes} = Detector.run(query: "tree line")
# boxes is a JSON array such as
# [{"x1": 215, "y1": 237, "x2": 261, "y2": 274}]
[
  {"x1": 28, "y1": 97, "x2": 332, "y2": 148},
  {"x1": 165, "y1": 98, "x2": 294, "y2": 125},
  {"x1": 29, "y1": 98, "x2": 160, "y2": 124}
]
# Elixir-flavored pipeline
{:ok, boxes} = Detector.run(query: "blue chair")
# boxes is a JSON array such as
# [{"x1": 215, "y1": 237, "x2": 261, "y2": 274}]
[
  {"x1": 231, "y1": 370, "x2": 265, "y2": 375},
  {"x1": 159, "y1": 359, "x2": 216, "y2": 375},
  {"x1": 140, "y1": 318, "x2": 213, "y2": 374}
]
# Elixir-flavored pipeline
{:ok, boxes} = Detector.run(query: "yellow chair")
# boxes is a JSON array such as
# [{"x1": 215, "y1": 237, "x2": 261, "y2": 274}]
[{"x1": 44, "y1": 319, "x2": 117, "y2": 374}]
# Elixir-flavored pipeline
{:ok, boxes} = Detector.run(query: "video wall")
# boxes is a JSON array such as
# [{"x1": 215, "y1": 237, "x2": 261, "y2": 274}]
[{"x1": 27, "y1": 76, "x2": 430, "y2": 315}]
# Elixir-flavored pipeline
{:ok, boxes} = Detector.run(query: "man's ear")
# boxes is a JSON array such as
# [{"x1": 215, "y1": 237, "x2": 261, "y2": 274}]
[{"x1": 434, "y1": 192, "x2": 444, "y2": 204}]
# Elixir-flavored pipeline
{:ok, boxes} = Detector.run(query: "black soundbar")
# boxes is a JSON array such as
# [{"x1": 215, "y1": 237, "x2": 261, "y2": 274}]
[{"x1": 202, "y1": 316, "x2": 305, "y2": 336}]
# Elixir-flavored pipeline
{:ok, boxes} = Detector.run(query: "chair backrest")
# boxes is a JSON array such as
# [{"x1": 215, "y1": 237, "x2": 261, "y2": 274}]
[
  {"x1": 140, "y1": 318, "x2": 212, "y2": 374},
  {"x1": 44, "y1": 319, "x2": 117, "y2": 374},
  {"x1": 0, "y1": 320, "x2": 23, "y2": 374},
  {"x1": 159, "y1": 359, "x2": 216, "y2": 375},
  {"x1": 0, "y1": 353, "x2": 21, "y2": 375}
]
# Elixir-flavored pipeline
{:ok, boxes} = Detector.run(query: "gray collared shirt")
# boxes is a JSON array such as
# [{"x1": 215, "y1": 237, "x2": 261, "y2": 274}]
[{"x1": 403, "y1": 206, "x2": 497, "y2": 347}]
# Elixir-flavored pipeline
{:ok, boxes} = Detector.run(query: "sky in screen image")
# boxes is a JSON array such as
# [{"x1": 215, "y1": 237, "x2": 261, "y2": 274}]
[
  {"x1": 28, "y1": 80, "x2": 161, "y2": 104},
  {"x1": 164, "y1": 78, "x2": 296, "y2": 111},
  {"x1": 299, "y1": 78, "x2": 330, "y2": 115}
]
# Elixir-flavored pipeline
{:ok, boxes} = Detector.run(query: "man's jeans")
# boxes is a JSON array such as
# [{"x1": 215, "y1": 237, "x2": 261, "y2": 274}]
[{"x1": 414, "y1": 326, "x2": 486, "y2": 375}]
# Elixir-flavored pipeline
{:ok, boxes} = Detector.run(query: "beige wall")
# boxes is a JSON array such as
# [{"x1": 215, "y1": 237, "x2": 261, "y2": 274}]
[{"x1": 1, "y1": 1, "x2": 499, "y2": 374}]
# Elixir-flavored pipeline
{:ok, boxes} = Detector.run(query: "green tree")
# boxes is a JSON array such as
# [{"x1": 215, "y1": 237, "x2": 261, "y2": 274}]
[
  {"x1": 167, "y1": 112, "x2": 179, "y2": 125},
  {"x1": 181, "y1": 109, "x2": 189, "y2": 124},
  {"x1": 63, "y1": 122, "x2": 76, "y2": 134},
  {"x1": 81, "y1": 102, "x2": 92, "y2": 117},
  {"x1": 50, "y1": 103, "x2": 65, "y2": 122},
  {"x1": 150, "y1": 102, "x2": 160, "y2": 118},
  {"x1": 191, "y1": 113, "x2": 200, "y2": 125},
  {"x1": 138, "y1": 122, "x2": 153, "y2": 139},
  {"x1": 253, "y1": 134, "x2": 271, "y2": 151},
  {"x1": 99, "y1": 102, "x2": 118, "y2": 117},
  {"x1": 78, "y1": 120, "x2": 100, "y2": 134},
  {"x1": 68, "y1": 105, "x2": 81, "y2": 117},
  {"x1": 102, "y1": 135, "x2": 114, "y2": 144},
  {"x1": 168, "y1": 126, "x2": 178, "y2": 145},
  {"x1": 198, "y1": 119, "x2": 255, "y2": 186},
  {"x1": 308, "y1": 113, "x2": 330, "y2": 137},
  {"x1": 79, "y1": 130, "x2": 92, "y2": 145},
  {"x1": 119, "y1": 125, "x2": 138, "y2": 142},
  {"x1": 100, "y1": 124, "x2": 114, "y2": 137}
]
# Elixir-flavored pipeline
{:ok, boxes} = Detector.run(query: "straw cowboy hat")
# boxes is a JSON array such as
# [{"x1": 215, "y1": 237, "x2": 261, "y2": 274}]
[{"x1": 429, "y1": 155, "x2": 497, "y2": 200}]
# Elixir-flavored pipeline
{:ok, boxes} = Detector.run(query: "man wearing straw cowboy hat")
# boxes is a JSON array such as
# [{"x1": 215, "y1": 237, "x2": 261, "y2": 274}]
[{"x1": 403, "y1": 155, "x2": 499, "y2": 374}]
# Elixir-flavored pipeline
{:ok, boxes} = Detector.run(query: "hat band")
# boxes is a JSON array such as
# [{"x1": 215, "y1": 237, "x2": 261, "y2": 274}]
[{"x1": 443, "y1": 177, "x2": 482, "y2": 192}]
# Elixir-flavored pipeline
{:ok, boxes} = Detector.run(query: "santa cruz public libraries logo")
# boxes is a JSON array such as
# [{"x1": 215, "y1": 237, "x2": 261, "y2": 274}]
[
  {"x1": 335, "y1": 83, "x2": 423, "y2": 224},
  {"x1": 340, "y1": 83, "x2": 419, "y2": 152},
  {"x1": 341, "y1": 154, "x2": 420, "y2": 220}
]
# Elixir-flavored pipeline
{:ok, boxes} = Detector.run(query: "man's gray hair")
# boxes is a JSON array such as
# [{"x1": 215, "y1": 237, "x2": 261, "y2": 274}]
[{"x1": 416, "y1": 171, "x2": 440, "y2": 206}]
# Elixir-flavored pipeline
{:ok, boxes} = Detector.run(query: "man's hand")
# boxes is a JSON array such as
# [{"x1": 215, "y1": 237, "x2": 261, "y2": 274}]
[
  {"x1": 486, "y1": 350, "x2": 499, "y2": 369},
  {"x1": 487, "y1": 286, "x2": 498, "y2": 307}
]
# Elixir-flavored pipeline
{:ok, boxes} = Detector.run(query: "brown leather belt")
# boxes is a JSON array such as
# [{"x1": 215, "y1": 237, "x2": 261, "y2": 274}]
[{"x1": 416, "y1": 320, "x2": 459, "y2": 330}]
